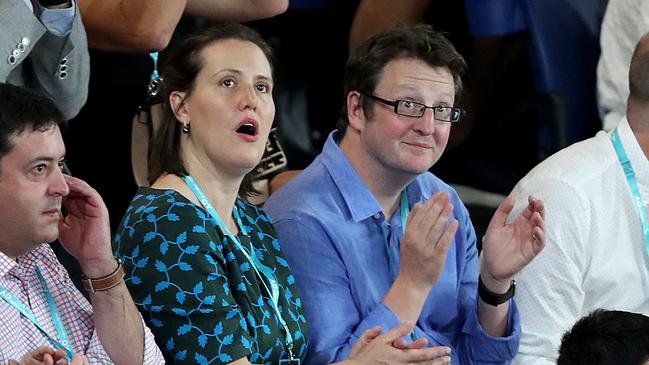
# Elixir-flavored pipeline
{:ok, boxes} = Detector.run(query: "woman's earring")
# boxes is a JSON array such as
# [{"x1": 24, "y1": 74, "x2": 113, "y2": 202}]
[{"x1": 182, "y1": 123, "x2": 190, "y2": 134}]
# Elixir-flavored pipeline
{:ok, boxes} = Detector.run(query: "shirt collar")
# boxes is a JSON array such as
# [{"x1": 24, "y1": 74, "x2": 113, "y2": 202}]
[
  {"x1": 0, "y1": 250, "x2": 18, "y2": 279},
  {"x1": 320, "y1": 131, "x2": 384, "y2": 222},
  {"x1": 320, "y1": 131, "x2": 427, "y2": 222},
  {"x1": 0, "y1": 244, "x2": 48, "y2": 280}
]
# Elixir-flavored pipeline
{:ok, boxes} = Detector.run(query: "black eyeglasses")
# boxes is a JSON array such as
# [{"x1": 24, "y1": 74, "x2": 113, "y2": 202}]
[{"x1": 363, "y1": 93, "x2": 466, "y2": 123}]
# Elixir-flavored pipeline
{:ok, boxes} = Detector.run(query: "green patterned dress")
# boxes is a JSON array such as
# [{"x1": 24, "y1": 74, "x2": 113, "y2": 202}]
[{"x1": 114, "y1": 187, "x2": 308, "y2": 364}]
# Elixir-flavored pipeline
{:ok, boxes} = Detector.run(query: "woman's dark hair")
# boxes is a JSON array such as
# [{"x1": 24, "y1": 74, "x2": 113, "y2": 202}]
[
  {"x1": 337, "y1": 24, "x2": 466, "y2": 136},
  {"x1": 149, "y1": 23, "x2": 275, "y2": 197}
]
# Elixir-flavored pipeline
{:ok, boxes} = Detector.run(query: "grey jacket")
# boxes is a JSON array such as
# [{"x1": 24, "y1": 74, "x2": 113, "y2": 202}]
[{"x1": 0, "y1": 1, "x2": 89, "y2": 120}]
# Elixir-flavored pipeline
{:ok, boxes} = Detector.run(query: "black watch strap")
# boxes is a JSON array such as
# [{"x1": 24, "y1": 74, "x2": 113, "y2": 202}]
[
  {"x1": 38, "y1": 0, "x2": 70, "y2": 7},
  {"x1": 478, "y1": 276, "x2": 516, "y2": 306}
]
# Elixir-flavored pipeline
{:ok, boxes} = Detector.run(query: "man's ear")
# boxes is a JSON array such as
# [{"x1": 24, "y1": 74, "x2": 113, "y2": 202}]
[
  {"x1": 346, "y1": 91, "x2": 366, "y2": 133},
  {"x1": 169, "y1": 91, "x2": 190, "y2": 124}
]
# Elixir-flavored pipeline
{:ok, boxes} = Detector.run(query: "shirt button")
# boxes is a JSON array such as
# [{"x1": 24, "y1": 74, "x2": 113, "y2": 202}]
[
  {"x1": 373, "y1": 213, "x2": 381, "y2": 219},
  {"x1": 12, "y1": 49, "x2": 20, "y2": 57},
  {"x1": 7, "y1": 55, "x2": 16, "y2": 65},
  {"x1": 60, "y1": 57, "x2": 68, "y2": 66},
  {"x1": 21, "y1": 37, "x2": 30, "y2": 46},
  {"x1": 17, "y1": 42, "x2": 25, "y2": 52},
  {"x1": 58, "y1": 71, "x2": 68, "y2": 79}
]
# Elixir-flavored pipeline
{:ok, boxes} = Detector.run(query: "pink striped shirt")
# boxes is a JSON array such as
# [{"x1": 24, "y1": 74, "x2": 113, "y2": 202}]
[{"x1": 0, "y1": 243, "x2": 164, "y2": 364}]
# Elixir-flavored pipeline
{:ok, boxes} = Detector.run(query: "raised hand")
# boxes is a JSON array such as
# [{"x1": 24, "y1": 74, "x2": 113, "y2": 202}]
[
  {"x1": 384, "y1": 192, "x2": 459, "y2": 324},
  {"x1": 57, "y1": 175, "x2": 115, "y2": 277},
  {"x1": 481, "y1": 194, "x2": 545, "y2": 290},
  {"x1": 348, "y1": 322, "x2": 451, "y2": 365},
  {"x1": 398, "y1": 192, "x2": 459, "y2": 291}
]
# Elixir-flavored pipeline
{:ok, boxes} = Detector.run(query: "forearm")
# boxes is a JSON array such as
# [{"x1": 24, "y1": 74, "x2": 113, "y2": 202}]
[
  {"x1": 89, "y1": 282, "x2": 145, "y2": 365},
  {"x1": 349, "y1": 0, "x2": 430, "y2": 52},
  {"x1": 184, "y1": 0, "x2": 288, "y2": 22},
  {"x1": 82, "y1": 257, "x2": 145, "y2": 365},
  {"x1": 79, "y1": 0, "x2": 186, "y2": 52}
]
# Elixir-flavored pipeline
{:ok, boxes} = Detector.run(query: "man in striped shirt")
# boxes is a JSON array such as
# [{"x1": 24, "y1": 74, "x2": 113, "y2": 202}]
[{"x1": 0, "y1": 83, "x2": 164, "y2": 364}]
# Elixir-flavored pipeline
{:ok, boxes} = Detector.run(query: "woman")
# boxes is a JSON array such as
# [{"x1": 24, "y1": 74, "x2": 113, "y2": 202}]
[{"x1": 114, "y1": 24, "x2": 450, "y2": 365}]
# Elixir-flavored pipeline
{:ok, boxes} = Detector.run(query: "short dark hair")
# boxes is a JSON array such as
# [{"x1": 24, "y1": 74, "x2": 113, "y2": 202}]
[
  {"x1": 149, "y1": 23, "x2": 275, "y2": 197},
  {"x1": 0, "y1": 83, "x2": 65, "y2": 168},
  {"x1": 558, "y1": 309, "x2": 649, "y2": 365},
  {"x1": 337, "y1": 24, "x2": 466, "y2": 135}
]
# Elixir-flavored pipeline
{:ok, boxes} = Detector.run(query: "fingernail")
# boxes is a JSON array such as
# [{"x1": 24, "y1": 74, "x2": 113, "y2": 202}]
[
  {"x1": 444, "y1": 355, "x2": 452, "y2": 364},
  {"x1": 445, "y1": 347, "x2": 451, "y2": 355}
]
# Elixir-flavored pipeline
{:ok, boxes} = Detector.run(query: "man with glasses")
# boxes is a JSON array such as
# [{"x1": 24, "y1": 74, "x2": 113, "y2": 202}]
[{"x1": 265, "y1": 24, "x2": 546, "y2": 365}]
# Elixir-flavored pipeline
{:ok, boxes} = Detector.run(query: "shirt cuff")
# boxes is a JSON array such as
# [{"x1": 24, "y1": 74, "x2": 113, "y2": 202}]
[
  {"x1": 37, "y1": 0, "x2": 76, "y2": 36},
  {"x1": 461, "y1": 298, "x2": 521, "y2": 362},
  {"x1": 334, "y1": 303, "x2": 401, "y2": 359},
  {"x1": 352, "y1": 302, "x2": 403, "y2": 337}
]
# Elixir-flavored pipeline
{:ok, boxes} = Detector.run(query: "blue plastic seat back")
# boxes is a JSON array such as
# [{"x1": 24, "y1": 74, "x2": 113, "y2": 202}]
[
  {"x1": 523, "y1": 0, "x2": 608, "y2": 149},
  {"x1": 465, "y1": 0, "x2": 608, "y2": 152}
]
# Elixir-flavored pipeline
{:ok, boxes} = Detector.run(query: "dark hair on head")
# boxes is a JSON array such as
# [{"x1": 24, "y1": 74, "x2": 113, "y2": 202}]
[
  {"x1": 149, "y1": 23, "x2": 275, "y2": 197},
  {"x1": 0, "y1": 83, "x2": 65, "y2": 168},
  {"x1": 336, "y1": 24, "x2": 466, "y2": 136},
  {"x1": 557, "y1": 309, "x2": 649, "y2": 365}
]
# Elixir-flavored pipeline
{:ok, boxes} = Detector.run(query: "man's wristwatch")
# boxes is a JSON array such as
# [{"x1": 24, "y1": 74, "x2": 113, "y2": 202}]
[
  {"x1": 82, "y1": 257, "x2": 125, "y2": 294},
  {"x1": 478, "y1": 276, "x2": 516, "y2": 306}
]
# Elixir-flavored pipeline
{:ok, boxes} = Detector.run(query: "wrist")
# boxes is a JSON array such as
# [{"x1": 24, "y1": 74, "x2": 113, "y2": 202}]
[
  {"x1": 479, "y1": 272, "x2": 512, "y2": 294},
  {"x1": 393, "y1": 274, "x2": 433, "y2": 299},
  {"x1": 80, "y1": 255, "x2": 119, "y2": 278},
  {"x1": 384, "y1": 275, "x2": 431, "y2": 322},
  {"x1": 478, "y1": 275, "x2": 515, "y2": 306},
  {"x1": 81, "y1": 257, "x2": 125, "y2": 294}
]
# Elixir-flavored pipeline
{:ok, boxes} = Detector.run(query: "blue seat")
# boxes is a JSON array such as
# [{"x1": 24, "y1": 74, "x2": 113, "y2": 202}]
[
  {"x1": 465, "y1": 0, "x2": 608, "y2": 153},
  {"x1": 465, "y1": 0, "x2": 526, "y2": 37}
]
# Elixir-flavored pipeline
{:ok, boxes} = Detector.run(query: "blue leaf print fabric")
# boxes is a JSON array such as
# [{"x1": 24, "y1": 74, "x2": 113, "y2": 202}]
[{"x1": 114, "y1": 187, "x2": 308, "y2": 364}]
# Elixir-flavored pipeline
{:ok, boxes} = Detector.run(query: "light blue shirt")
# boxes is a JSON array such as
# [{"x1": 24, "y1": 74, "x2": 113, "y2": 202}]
[
  {"x1": 22, "y1": 0, "x2": 76, "y2": 36},
  {"x1": 264, "y1": 131, "x2": 521, "y2": 365}
]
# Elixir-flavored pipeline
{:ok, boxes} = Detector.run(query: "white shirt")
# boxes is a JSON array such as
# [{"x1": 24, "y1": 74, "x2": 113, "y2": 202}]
[
  {"x1": 597, "y1": 0, "x2": 649, "y2": 130},
  {"x1": 509, "y1": 117, "x2": 649, "y2": 364}
]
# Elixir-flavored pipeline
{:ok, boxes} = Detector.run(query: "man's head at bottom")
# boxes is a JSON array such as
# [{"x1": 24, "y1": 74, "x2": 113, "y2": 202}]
[{"x1": 558, "y1": 309, "x2": 649, "y2": 365}]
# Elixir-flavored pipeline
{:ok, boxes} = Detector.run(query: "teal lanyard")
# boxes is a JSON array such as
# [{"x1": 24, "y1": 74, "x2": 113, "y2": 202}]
[
  {"x1": 379, "y1": 190, "x2": 410, "y2": 282},
  {"x1": 611, "y1": 129, "x2": 649, "y2": 255},
  {"x1": 0, "y1": 267, "x2": 73, "y2": 360},
  {"x1": 377, "y1": 191, "x2": 419, "y2": 341},
  {"x1": 148, "y1": 52, "x2": 160, "y2": 81},
  {"x1": 182, "y1": 176, "x2": 297, "y2": 361}
]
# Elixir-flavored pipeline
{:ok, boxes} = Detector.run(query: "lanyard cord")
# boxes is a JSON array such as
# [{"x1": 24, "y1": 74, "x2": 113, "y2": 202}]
[
  {"x1": 611, "y1": 129, "x2": 649, "y2": 255},
  {"x1": 378, "y1": 190, "x2": 410, "y2": 282},
  {"x1": 182, "y1": 175, "x2": 296, "y2": 359},
  {"x1": 0, "y1": 267, "x2": 74, "y2": 359},
  {"x1": 377, "y1": 190, "x2": 418, "y2": 340}
]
